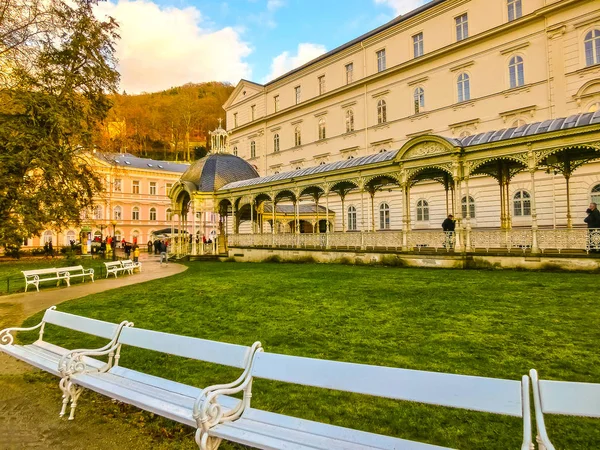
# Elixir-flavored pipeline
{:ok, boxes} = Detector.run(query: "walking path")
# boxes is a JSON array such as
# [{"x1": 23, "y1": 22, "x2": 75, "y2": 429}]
[{"x1": 0, "y1": 254, "x2": 187, "y2": 330}]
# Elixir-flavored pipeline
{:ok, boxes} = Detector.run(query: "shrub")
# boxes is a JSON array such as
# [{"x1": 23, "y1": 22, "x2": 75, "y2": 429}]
[
  {"x1": 262, "y1": 255, "x2": 282, "y2": 263},
  {"x1": 224, "y1": 257, "x2": 237, "y2": 263},
  {"x1": 380, "y1": 255, "x2": 407, "y2": 267}
]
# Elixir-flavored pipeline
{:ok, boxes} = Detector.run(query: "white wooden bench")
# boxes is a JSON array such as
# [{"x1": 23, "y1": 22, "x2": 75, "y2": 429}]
[
  {"x1": 121, "y1": 259, "x2": 142, "y2": 273},
  {"x1": 0, "y1": 307, "x2": 131, "y2": 418},
  {"x1": 60, "y1": 326, "x2": 261, "y2": 428},
  {"x1": 59, "y1": 265, "x2": 95, "y2": 284},
  {"x1": 104, "y1": 261, "x2": 129, "y2": 278},
  {"x1": 530, "y1": 369, "x2": 600, "y2": 450},
  {"x1": 22, "y1": 268, "x2": 69, "y2": 292},
  {"x1": 196, "y1": 352, "x2": 532, "y2": 450}
]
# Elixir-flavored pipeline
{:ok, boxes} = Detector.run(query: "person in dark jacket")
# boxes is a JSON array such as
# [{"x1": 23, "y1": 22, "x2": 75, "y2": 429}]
[
  {"x1": 442, "y1": 214, "x2": 456, "y2": 249},
  {"x1": 585, "y1": 203, "x2": 600, "y2": 252}
]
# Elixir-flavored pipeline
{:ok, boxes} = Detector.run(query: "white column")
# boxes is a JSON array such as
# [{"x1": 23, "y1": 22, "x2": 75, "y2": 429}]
[
  {"x1": 530, "y1": 169, "x2": 540, "y2": 253},
  {"x1": 192, "y1": 203, "x2": 197, "y2": 255},
  {"x1": 464, "y1": 176, "x2": 471, "y2": 252}
]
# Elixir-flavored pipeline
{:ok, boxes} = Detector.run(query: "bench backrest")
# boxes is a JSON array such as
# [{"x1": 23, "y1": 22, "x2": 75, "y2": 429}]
[
  {"x1": 250, "y1": 352, "x2": 524, "y2": 417},
  {"x1": 538, "y1": 379, "x2": 600, "y2": 417},
  {"x1": 42, "y1": 308, "x2": 120, "y2": 340},
  {"x1": 117, "y1": 327, "x2": 251, "y2": 369},
  {"x1": 23, "y1": 268, "x2": 59, "y2": 276},
  {"x1": 59, "y1": 265, "x2": 84, "y2": 272},
  {"x1": 104, "y1": 261, "x2": 122, "y2": 268}
]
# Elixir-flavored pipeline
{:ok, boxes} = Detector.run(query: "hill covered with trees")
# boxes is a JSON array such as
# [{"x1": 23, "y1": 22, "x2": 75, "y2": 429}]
[{"x1": 98, "y1": 82, "x2": 235, "y2": 161}]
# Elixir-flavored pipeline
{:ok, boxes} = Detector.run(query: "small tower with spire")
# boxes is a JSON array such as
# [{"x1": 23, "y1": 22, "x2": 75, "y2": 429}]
[{"x1": 209, "y1": 118, "x2": 230, "y2": 154}]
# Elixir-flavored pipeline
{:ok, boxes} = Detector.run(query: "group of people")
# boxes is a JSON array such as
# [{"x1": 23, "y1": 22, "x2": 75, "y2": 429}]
[
  {"x1": 585, "y1": 202, "x2": 600, "y2": 253},
  {"x1": 147, "y1": 239, "x2": 169, "y2": 264}
]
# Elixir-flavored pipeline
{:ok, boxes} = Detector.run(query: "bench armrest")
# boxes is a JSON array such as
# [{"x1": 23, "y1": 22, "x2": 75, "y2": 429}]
[
  {"x1": 59, "y1": 321, "x2": 133, "y2": 376},
  {"x1": 193, "y1": 343, "x2": 262, "y2": 433},
  {"x1": 0, "y1": 306, "x2": 56, "y2": 345},
  {"x1": 529, "y1": 369, "x2": 556, "y2": 450}
]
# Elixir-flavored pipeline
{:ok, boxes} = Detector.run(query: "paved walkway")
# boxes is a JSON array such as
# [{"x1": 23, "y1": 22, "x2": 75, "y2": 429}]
[{"x1": 0, "y1": 254, "x2": 187, "y2": 330}]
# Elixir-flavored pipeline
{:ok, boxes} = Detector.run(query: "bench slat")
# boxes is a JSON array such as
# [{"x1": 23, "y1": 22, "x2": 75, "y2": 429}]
[
  {"x1": 43, "y1": 310, "x2": 119, "y2": 340},
  {"x1": 118, "y1": 327, "x2": 250, "y2": 369},
  {"x1": 251, "y1": 352, "x2": 523, "y2": 417},
  {"x1": 23, "y1": 268, "x2": 60, "y2": 276},
  {"x1": 539, "y1": 380, "x2": 600, "y2": 417}
]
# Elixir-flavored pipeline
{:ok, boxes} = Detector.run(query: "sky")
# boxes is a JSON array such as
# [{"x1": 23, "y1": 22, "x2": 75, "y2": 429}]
[{"x1": 95, "y1": 0, "x2": 431, "y2": 94}]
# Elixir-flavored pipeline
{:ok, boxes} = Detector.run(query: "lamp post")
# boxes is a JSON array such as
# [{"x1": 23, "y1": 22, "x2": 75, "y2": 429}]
[{"x1": 111, "y1": 219, "x2": 117, "y2": 261}]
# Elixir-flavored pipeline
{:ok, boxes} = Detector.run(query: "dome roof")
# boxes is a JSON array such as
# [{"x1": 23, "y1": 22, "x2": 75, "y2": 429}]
[{"x1": 180, "y1": 153, "x2": 259, "y2": 192}]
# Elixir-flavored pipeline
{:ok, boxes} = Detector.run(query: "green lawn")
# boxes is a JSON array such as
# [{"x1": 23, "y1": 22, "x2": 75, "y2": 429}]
[
  {"x1": 0, "y1": 257, "x2": 109, "y2": 295},
  {"x1": 19, "y1": 262, "x2": 600, "y2": 449}
]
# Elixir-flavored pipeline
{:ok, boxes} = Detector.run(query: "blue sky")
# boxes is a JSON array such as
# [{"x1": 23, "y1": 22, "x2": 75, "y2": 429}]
[{"x1": 96, "y1": 0, "x2": 430, "y2": 93}]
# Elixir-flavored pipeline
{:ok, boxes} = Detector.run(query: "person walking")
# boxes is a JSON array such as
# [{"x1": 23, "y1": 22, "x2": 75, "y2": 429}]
[
  {"x1": 133, "y1": 244, "x2": 140, "y2": 263},
  {"x1": 159, "y1": 240, "x2": 168, "y2": 265},
  {"x1": 584, "y1": 202, "x2": 600, "y2": 253},
  {"x1": 442, "y1": 214, "x2": 456, "y2": 249},
  {"x1": 147, "y1": 239, "x2": 153, "y2": 253}
]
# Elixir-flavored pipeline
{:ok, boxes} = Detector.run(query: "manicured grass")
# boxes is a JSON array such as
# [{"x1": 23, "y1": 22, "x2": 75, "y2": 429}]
[
  {"x1": 21, "y1": 262, "x2": 600, "y2": 449},
  {"x1": 0, "y1": 257, "x2": 108, "y2": 295}
]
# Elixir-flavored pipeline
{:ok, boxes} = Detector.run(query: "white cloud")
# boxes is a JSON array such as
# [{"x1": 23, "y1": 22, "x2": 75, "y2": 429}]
[
  {"x1": 374, "y1": 0, "x2": 431, "y2": 16},
  {"x1": 266, "y1": 0, "x2": 284, "y2": 11},
  {"x1": 96, "y1": 0, "x2": 252, "y2": 93},
  {"x1": 264, "y1": 43, "x2": 327, "y2": 83}
]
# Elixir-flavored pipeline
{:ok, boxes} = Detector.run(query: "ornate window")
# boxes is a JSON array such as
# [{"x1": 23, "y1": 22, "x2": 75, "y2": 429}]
[
  {"x1": 295, "y1": 85, "x2": 301, "y2": 104},
  {"x1": 150, "y1": 207, "x2": 157, "y2": 221},
  {"x1": 233, "y1": 146, "x2": 238, "y2": 156},
  {"x1": 114, "y1": 230, "x2": 122, "y2": 242},
  {"x1": 345, "y1": 109, "x2": 354, "y2": 133},
  {"x1": 113, "y1": 206, "x2": 122, "y2": 220},
  {"x1": 376, "y1": 49, "x2": 386, "y2": 72},
  {"x1": 512, "y1": 119, "x2": 527, "y2": 127},
  {"x1": 416, "y1": 200, "x2": 429, "y2": 221},
  {"x1": 150, "y1": 181, "x2": 157, "y2": 195},
  {"x1": 457, "y1": 73, "x2": 471, "y2": 102},
  {"x1": 114, "y1": 178, "x2": 122, "y2": 192},
  {"x1": 509, "y1": 56, "x2": 525, "y2": 88},
  {"x1": 585, "y1": 30, "x2": 600, "y2": 67},
  {"x1": 461, "y1": 196, "x2": 476, "y2": 219},
  {"x1": 318, "y1": 75, "x2": 326, "y2": 95},
  {"x1": 294, "y1": 127, "x2": 302, "y2": 146},
  {"x1": 589, "y1": 102, "x2": 600, "y2": 113},
  {"x1": 65, "y1": 230, "x2": 76, "y2": 246},
  {"x1": 507, "y1": 0, "x2": 522, "y2": 21},
  {"x1": 455, "y1": 14, "x2": 468, "y2": 41},
  {"x1": 93, "y1": 205, "x2": 103, "y2": 220},
  {"x1": 318, "y1": 118, "x2": 326, "y2": 140},
  {"x1": 348, "y1": 206, "x2": 357, "y2": 231},
  {"x1": 273, "y1": 134, "x2": 280, "y2": 152},
  {"x1": 233, "y1": 112, "x2": 238, "y2": 127},
  {"x1": 591, "y1": 184, "x2": 600, "y2": 205},
  {"x1": 414, "y1": 87, "x2": 425, "y2": 114},
  {"x1": 347, "y1": 155, "x2": 354, "y2": 160},
  {"x1": 379, "y1": 203, "x2": 390, "y2": 229},
  {"x1": 377, "y1": 99, "x2": 387, "y2": 124},
  {"x1": 166, "y1": 208, "x2": 173, "y2": 221},
  {"x1": 459, "y1": 131, "x2": 472, "y2": 138},
  {"x1": 132, "y1": 206, "x2": 140, "y2": 221},
  {"x1": 250, "y1": 141, "x2": 256, "y2": 158},
  {"x1": 274, "y1": 95, "x2": 279, "y2": 112},
  {"x1": 43, "y1": 230, "x2": 53, "y2": 244},
  {"x1": 132, "y1": 180, "x2": 140, "y2": 194},
  {"x1": 513, "y1": 190, "x2": 531, "y2": 216},
  {"x1": 413, "y1": 32, "x2": 424, "y2": 58}
]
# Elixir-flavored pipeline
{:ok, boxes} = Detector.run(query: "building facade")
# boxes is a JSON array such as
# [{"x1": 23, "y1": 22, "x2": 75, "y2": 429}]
[
  {"x1": 27, "y1": 153, "x2": 213, "y2": 249},
  {"x1": 221, "y1": 0, "x2": 600, "y2": 234}
]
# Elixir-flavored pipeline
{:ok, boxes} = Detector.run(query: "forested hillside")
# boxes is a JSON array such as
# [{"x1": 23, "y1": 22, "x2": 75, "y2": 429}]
[{"x1": 97, "y1": 82, "x2": 234, "y2": 161}]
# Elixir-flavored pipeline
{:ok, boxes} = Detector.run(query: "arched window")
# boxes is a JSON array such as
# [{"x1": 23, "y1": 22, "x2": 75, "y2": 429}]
[
  {"x1": 347, "y1": 206, "x2": 357, "y2": 231},
  {"x1": 414, "y1": 87, "x2": 425, "y2": 114},
  {"x1": 513, "y1": 190, "x2": 531, "y2": 216},
  {"x1": 114, "y1": 230, "x2": 122, "y2": 243},
  {"x1": 585, "y1": 30, "x2": 600, "y2": 67},
  {"x1": 377, "y1": 99, "x2": 387, "y2": 124},
  {"x1": 166, "y1": 208, "x2": 172, "y2": 221},
  {"x1": 457, "y1": 73, "x2": 471, "y2": 102},
  {"x1": 132, "y1": 206, "x2": 140, "y2": 220},
  {"x1": 379, "y1": 148, "x2": 387, "y2": 153},
  {"x1": 416, "y1": 200, "x2": 429, "y2": 221},
  {"x1": 318, "y1": 118, "x2": 326, "y2": 140},
  {"x1": 319, "y1": 161, "x2": 326, "y2": 166},
  {"x1": 459, "y1": 131, "x2": 472, "y2": 138},
  {"x1": 588, "y1": 102, "x2": 600, "y2": 113},
  {"x1": 93, "y1": 205, "x2": 103, "y2": 220},
  {"x1": 150, "y1": 207, "x2": 157, "y2": 221},
  {"x1": 509, "y1": 56, "x2": 525, "y2": 88},
  {"x1": 65, "y1": 230, "x2": 76, "y2": 246},
  {"x1": 294, "y1": 127, "x2": 301, "y2": 146},
  {"x1": 113, "y1": 205, "x2": 122, "y2": 220},
  {"x1": 512, "y1": 119, "x2": 527, "y2": 127},
  {"x1": 250, "y1": 141, "x2": 256, "y2": 158},
  {"x1": 43, "y1": 230, "x2": 53, "y2": 244},
  {"x1": 93, "y1": 230, "x2": 102, "y2": 240},
  {"x1": 461, "y1": 196, "x2": 476, "y2": 219},
  {"x1": 233, "y1": 146, "x2": 238, "y2": 156},
  {"x1": 345, "y1": 109, "x2": 354, "y2": 133},
  {"x1": 507, "y1": 0, "x2": 522, "y2": 21},
  {"x1": 591, "y1": 184, "x2": 600, "y2": 205},
  {"x1": 379, "y1": 203, "x2": 390, "y2": 229},
  {"x1": 347, "y1": 155, "x2": 354, "y2": 160},
  {"x1": 273, "y1": 134, "x2": 280, "y2": 153}
]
